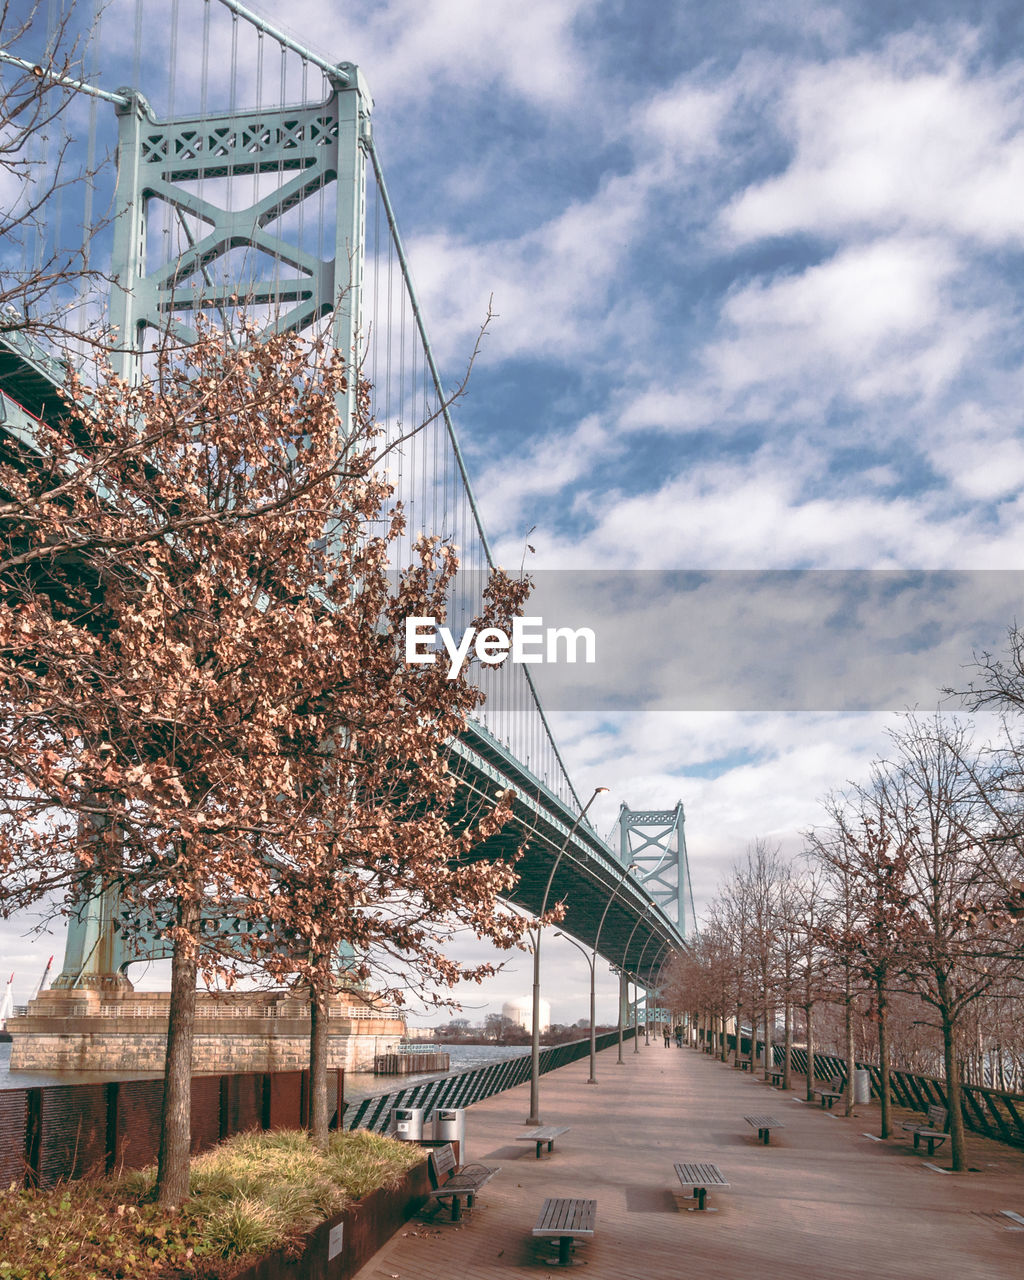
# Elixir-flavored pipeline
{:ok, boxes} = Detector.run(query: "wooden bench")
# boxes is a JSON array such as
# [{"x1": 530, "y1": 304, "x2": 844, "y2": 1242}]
[
  {"x1": 744, "y1": 1114, "x2": 783, "y2": 1145},
  {"x1": 901, "y1": 1104, "x2": 949, "y2": 1156},
  {"x1": 674, "y1": 1161, "x2": 728, "y2": 1211},
  {"x1": 812, "y1": 1076, "x2": 844, "y2": 1109},
  {"x1": 735, "y1": 1055, "x2": 752, "y2": 1071},
  {"x1": 424, "y1": 1142, "x2": 499, "y2": 1222},
  {"x1": 769, "y1": 1070, "x2": 784, "y2": 1087},
  {"x1": 533, "y1": 1197, "x2": 596, "y2": 1266},
  {"x1": 516, "y1": 1124, "x2": 570, "y2": 1159}
]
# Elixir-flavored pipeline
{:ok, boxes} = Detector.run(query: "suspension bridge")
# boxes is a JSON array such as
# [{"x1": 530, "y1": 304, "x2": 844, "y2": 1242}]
[{"x1": 0, "y1": 0, "x2": 691, "y2": 1004}]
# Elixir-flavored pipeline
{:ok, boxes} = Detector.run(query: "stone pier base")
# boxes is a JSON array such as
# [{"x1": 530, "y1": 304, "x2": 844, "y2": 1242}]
[{"x1": 8, "y1": 989, "x2": 405, "y2": 1073}]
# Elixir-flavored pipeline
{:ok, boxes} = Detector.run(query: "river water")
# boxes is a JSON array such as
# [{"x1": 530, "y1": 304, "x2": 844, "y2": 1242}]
[{"x1": 0, "y1": 1040, "x2": 529, "y2": 1101}]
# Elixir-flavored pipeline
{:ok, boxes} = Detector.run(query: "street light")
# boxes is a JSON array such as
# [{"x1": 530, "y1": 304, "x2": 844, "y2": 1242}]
[
  {"x1": 566, "y1": 860, "x2": 638, "y2": 1084},
  {"x1": 527, "y1": 785, "x2": 609, "y2": 1126},
  {"x1": 618, "y1": 906, "x2": 649, "y2": 1063},
  {"x1": 652, "y1": 947, "x2": 675, "y2": 1044},
  {"x1": 554, "y1": 932, "x2": 595, "y2": 1081},
  {"x1": 634, "y1": 930, "x2": 661, "y2": 1050},
  {"x1": 646, "y1": 941, "x2": 673, "y2": 1046}
]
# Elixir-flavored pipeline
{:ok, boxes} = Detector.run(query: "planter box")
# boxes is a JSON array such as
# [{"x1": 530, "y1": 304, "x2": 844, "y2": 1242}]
[{"x1": 231, "y1": 1159, "x2": 432, "y2": 1280}]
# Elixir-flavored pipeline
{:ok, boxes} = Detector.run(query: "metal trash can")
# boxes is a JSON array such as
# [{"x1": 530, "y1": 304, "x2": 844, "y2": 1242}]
[
  {"x1": 433, "y1": 1107, "x2": 466, "y2": 1163},
  {"x1": 391, "y1": 1107, "x2": 424, "y2": 1142},
  {"x1": 853, "y1": 1069, "x2": 871, "y2": 1104}
]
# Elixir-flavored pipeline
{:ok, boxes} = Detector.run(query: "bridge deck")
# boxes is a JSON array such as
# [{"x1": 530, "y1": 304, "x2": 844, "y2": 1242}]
[{"x1": 354, "y1": 1042, "x2": 1024, "y2": 1280}]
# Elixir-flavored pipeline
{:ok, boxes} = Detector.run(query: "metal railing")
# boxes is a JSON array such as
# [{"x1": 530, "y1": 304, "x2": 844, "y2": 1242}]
[
  {"x1": 343, "y1": 1028, "x2": 636, "y2": 1133},
  {"x1": 700, "y1": 1029, "x2": 1024, "y2": 1150}
]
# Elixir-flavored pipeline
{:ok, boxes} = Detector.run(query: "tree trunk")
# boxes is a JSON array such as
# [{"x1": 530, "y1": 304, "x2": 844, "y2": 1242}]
[
  {"x1": 844, "y1": 972, "x2": 856, "y2": 1117},
  {"x1": 877, "y1": 978, "x2": 891, "y2": 1139},
  {"x1": 734, "y1": 997, "x2": 743, "y2": 1066},
  {"x1": 939, "y1": 1001, "x2": 966, "y2": 1171},
  {"x1": 309, "y1": 971, "x2": 331, "y2": 1147},
  {"x1": 783, "y1": 1000, "x2": 792, "y2": 1090},
  {"x1": 805, "y1": 1002, "x2": 815, "y2": 1102},
  {"x1": 157, "y1": 895, "x2": 200, "y2": 1207},
  {"x1": 763, "y1": 999, "x2": 772, "y2": 1080}
]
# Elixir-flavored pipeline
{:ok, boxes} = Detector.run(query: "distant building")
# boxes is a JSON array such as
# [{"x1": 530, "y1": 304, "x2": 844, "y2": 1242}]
[{"x1": 503, "y1": 996, "x2": 550, "y2": 1032}]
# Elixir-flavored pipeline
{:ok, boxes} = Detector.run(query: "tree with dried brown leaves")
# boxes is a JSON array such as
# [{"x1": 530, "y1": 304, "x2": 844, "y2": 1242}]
[{"x1": 0, "y1": 319, "x2": 531, "y2": 1203}]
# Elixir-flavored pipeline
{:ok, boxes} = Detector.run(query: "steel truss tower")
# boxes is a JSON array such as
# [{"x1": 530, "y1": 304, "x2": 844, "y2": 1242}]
[
  {"x1": 617, "y1": 802, "x2": 693, "y2": 938},
  {"x1": 53, "y1": 65, "x2": 373, "y2": 989},
  {"x1": 108, "y1": 66, "x2": 372, "y2": 444}
]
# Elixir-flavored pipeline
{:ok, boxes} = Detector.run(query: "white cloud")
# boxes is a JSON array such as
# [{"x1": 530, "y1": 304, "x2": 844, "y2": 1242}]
[
  {"x1": 926, "y1": 402, "x2": 1024, "y2": 502},
  {"x1": 700, "y1": 236, "x2": 985, "y2": 416},
  {"x1": 273, "y1": 0, "x2": 592, "y2": 109},
  {"x1": 473, "y1": 414, "x2": 616, "y2": 539},
  {"x1": 402, "y1": 165, "x2": 654, "y2": 365},
  {"x1": 641, "y1": 80, "x2": 736, "y2": 162},
  {"x1": 723, "y1": 39, "x2": 1024, "y2": 247},
  {"x1": 494, "y1": 447, "x2": 1024, "y2": 571}
]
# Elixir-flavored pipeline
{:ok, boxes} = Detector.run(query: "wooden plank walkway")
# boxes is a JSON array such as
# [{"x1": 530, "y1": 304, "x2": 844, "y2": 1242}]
[{"x1": 352, "y1": 1041, "x2": 1024, "y2": 1280}]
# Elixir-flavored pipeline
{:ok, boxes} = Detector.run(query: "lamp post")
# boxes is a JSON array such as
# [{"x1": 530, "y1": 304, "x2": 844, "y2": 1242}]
[
  {"x1": 618, "y1": 906, "x2": 648, "y2": 1062},
  {"x1": 616, "y1": 966, "x2": 627, "y2": 1064},
  {"x1": 527, "y1": 785, "x2": 608, "y2": 1126},
  {"x1": 562, "y1": 860, "x2": 638, "y2": 1084},
  {"x1": 647, "y1": 942, "x2": 673, "y2": 1046},
  {"x1": 632, "y1": 924, "x2": 660, "y2": 1054},
  {"x1": 554, "y1": 932, "x2": 595, "y2": 1081},
  {"x1": 652, "y1": 947, "x2": 675, "y2": 1044}
]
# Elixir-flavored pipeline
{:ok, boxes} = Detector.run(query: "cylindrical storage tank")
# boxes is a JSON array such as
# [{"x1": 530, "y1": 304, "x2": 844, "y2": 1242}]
[
  {"x1": 391, "y1": 1106, "x2": 424, "y2": 1141},
  {"x1": 853, "y1": 1069, "x2": 871, "y2": 1104},
  {"x1": 433, "y1": 1107, "x2": 467, "y2": 1163},
  {"x1": 502, "y1": 997, "x2": 550, "y2": 1032}
]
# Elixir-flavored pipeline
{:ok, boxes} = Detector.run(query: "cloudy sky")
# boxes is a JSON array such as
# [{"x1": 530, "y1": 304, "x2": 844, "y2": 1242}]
[{"x1": 5, "y1": 0, "x2": 1024, "y2": 1029}]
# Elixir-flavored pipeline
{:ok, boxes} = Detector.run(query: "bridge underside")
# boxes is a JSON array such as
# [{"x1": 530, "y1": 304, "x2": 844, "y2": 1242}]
[{"x1": 453, "y1": 726, "x2": 682, "y2": 984}]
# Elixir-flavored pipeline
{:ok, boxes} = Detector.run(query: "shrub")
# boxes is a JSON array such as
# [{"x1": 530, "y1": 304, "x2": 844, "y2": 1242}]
[{"x1": 0, "y1": 1128, "x2": 423, "y2": 1279}]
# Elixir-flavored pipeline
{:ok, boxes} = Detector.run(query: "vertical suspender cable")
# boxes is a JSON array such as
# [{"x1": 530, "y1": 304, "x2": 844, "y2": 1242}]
[
  {"x1": 80, "y1": 0, "x2": 101, "y2": 277},
  {"x1": 132, "y1": 0, "x2": 143, "y2": 91},
  {"x1": 199, "y1": 0, "x2": 211, "y2": 118},
  {"x1": 366, "y1": 139, "x2": 584, "y2": 813},
  {"x1": 227, "y1": 10, "x2": 238, "y2": 221}
]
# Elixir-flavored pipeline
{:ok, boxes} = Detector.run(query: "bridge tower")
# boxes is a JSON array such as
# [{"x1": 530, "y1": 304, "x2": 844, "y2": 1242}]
[
  {"x1": 617, "y1": 802, "x2": 693, "y2": 938},
  {"x1": 107, "y1": 65, "x2": 372, "y2": 445},
  {"x1": 52, "y1": 48, "x2": 373, "y2": 993},
  {"x1": 616, "y1": 801, "x2": 692, "y2": 1029}
]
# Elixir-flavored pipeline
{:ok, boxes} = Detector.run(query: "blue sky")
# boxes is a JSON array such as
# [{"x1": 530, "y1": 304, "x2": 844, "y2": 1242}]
[{"x1": 4, "y1": 0, "x2": 1024, "y2": 1025}]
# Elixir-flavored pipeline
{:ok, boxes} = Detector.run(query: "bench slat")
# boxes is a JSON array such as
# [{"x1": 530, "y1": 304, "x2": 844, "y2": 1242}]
[
  {"x1": 674, "y1": 1162, "x2": 729, "y2": 1188},
  {"x1": 533, "y1": 1197, "x2": 597, "y2": 1237},
  {"x1": 518, "y1": 1125, "x2": 571, "y2": 1141},
  {"x1": 744, "y1": 1115, "x2": 783, "y2": 1128}
]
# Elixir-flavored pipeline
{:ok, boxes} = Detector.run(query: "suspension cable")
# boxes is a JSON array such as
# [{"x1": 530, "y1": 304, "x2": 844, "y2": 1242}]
[{"x1": 211, "y1": 0, "x2": 351, "y2": 82}]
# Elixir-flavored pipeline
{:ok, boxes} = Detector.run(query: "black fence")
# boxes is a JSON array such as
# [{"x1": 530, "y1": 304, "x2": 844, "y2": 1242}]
[
  {"x1": 343, "y1": 1028, "x2": 636, "y2": 1132},
  {"x1": 696, "y1": 1027, "x2": 1024, "y2": 1149}
]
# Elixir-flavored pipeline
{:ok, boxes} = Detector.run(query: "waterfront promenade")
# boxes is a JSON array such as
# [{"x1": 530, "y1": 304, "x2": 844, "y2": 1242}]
[{"x1": 354, "y1": 1042, "x2": 1024, "y2": 1280}]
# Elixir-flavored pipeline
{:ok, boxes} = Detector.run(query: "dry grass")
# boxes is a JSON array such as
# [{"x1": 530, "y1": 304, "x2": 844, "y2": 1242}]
[{"x1": 0, "y1": 1128, "x2": 424, "y2": 1279}]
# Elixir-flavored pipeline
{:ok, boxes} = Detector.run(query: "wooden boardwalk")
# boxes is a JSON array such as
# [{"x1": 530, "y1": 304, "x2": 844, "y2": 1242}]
[{"x1": 353, "y1": 1042, "x2": 1024, "y2": 1280}]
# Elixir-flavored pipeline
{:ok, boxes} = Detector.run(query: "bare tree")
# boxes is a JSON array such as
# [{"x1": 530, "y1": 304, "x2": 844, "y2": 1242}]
[
  {"x1": 875, "y1": 715, "x2": 1017, "y2": 1169},
  {"x1": 808, "y1": 785, "x2": 915, "y2": 1135},
  {"x1": 737, "y1": 839, "x2": 784, "y2": 1079},
  {"x1": 790, "y1": 865, "x2": 829, "y2": 1102}
]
